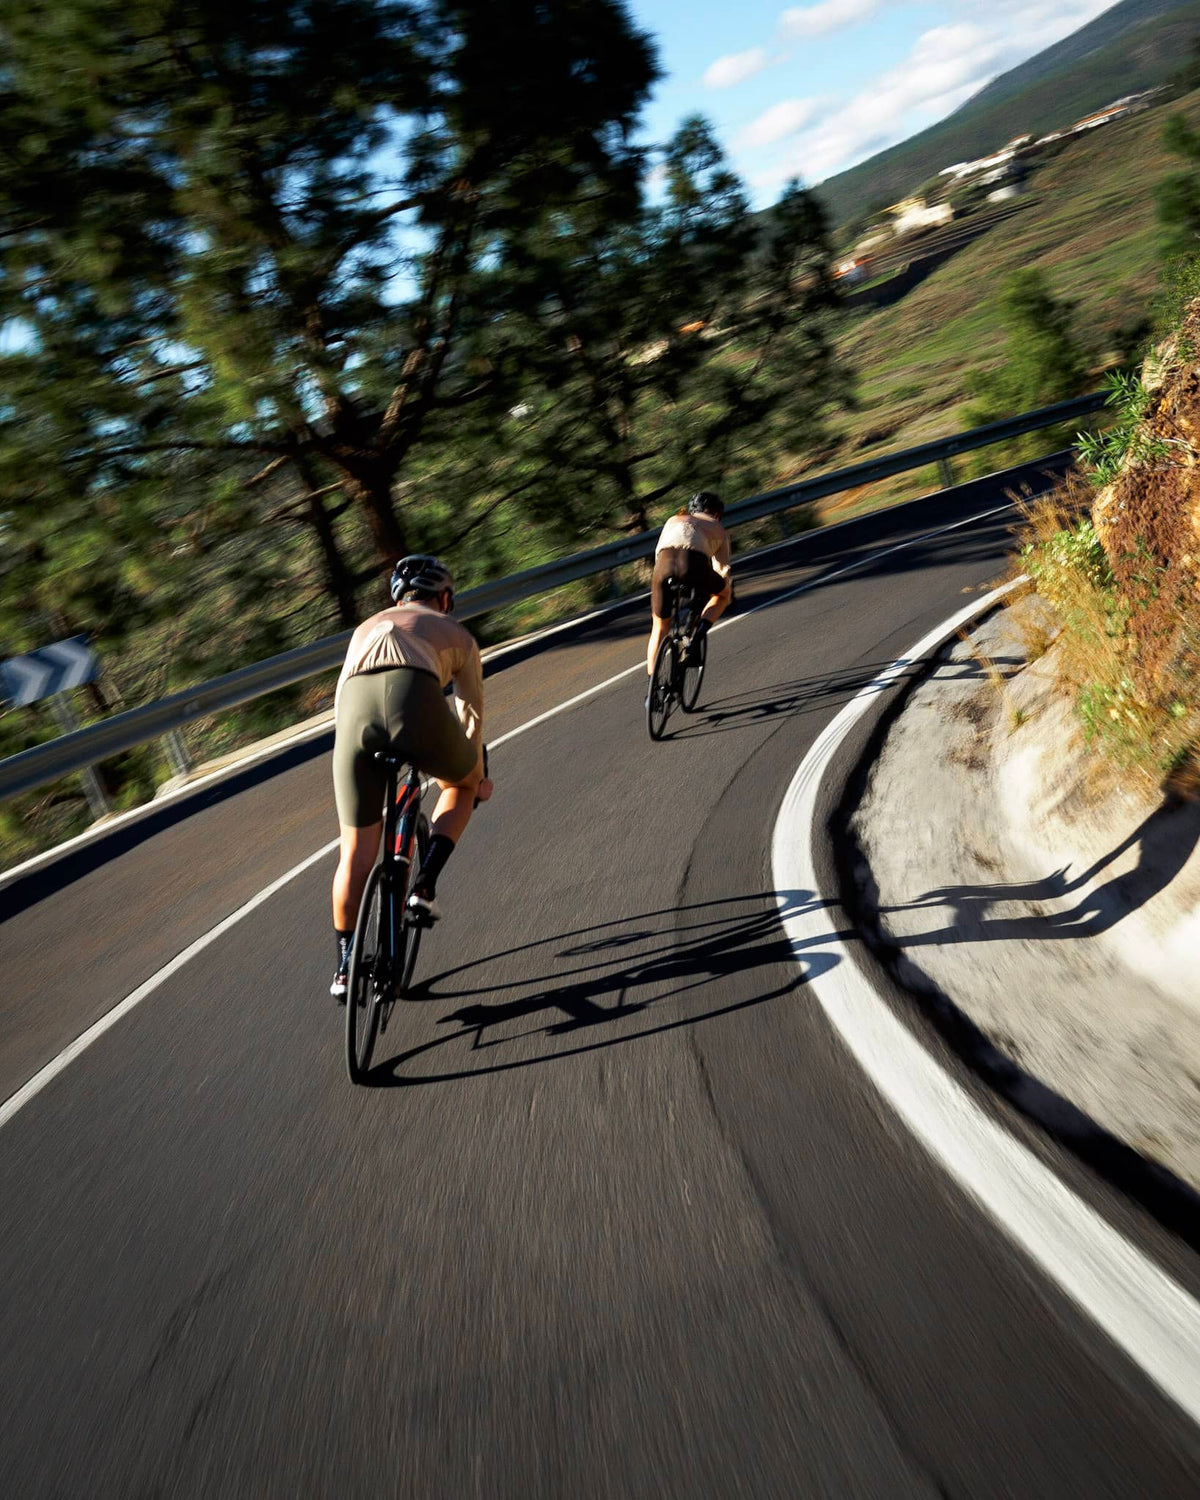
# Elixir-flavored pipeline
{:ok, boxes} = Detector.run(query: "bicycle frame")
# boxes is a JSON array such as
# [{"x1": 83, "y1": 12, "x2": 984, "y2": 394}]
[{"x1": 377, "y1": 759, "x2": 423, "y2": 985}]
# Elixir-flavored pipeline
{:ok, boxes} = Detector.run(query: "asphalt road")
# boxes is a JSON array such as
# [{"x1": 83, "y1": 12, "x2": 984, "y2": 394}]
[{"x1": 2, "y1": 473, "x2": 1198, "y2": 1497}]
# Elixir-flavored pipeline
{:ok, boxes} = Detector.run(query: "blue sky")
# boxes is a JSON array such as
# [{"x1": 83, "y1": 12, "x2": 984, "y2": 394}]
[{"x1": 630, "y1": 0, "x2": 1118, "y2": 205}]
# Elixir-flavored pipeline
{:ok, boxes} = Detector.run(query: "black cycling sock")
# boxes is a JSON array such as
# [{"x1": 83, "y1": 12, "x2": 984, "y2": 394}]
[
  {"x1": 335, "y1": 929, "x2": 354, "y2": 970},
  {"x1": 414, "y1": 834, "x2": 455, "y2": 898}
]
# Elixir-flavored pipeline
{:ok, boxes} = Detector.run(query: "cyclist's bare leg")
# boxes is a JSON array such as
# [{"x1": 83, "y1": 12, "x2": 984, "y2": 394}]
[
  {"x1": 332, "y1": 820, "x2": 382, "y2": 930},
  {"x1": 429, "y1": 753, "x2": 485, "y2": 845},
  {"x1": 646, "y1": 613, "x2": 670, "y2": 675},
  {"x1": 701, "y1": 577, "x2": 733, "y2": 625}
]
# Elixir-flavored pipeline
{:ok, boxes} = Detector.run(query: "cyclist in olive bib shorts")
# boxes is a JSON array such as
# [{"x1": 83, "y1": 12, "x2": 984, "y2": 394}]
[{"x1": 329, "y1": 555, "x2": 493, "y2": 1000}]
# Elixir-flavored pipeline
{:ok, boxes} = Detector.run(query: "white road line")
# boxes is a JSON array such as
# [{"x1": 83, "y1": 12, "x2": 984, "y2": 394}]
[
  {"x1": 771, "y1": 584, "x2": 1200, "y2": 1429},
  {"x1": 0, "y1": 500, "x2": 1013, "y2": 1129},
  {"x1": 0, "y1": 840, "x2": 339, "y2": 1130}
]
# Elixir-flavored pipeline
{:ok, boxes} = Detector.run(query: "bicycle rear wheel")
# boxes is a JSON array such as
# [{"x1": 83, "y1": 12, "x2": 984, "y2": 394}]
[
  {"x1": 681, "y1": 626, "x2": 706, "y2": 712},
  {"x1": 346, "y1": 862, "x2": 389, "y2": 1083},
  {"x1": 399, "y1": 812, "x2": 430, "y2": 993},
  {"x1": 647, "y1": 636, "x2": 677, "y2": 740}
]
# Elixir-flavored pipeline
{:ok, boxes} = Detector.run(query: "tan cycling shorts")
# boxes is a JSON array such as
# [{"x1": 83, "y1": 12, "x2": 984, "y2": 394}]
[{"x1": 333, "y1": 667, "x2": 476, "y2": 827}]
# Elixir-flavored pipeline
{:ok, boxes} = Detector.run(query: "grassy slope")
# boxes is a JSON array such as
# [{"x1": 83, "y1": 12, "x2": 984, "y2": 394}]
[
  {"x1": 800, "y1": 92, "x2": 1200, "y2": 521},
  {"x1": 817, "y1": 0, "x2": 1200, "y2": 227}
]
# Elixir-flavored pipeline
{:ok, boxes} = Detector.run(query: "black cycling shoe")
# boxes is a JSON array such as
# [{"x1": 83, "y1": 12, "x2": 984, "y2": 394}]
[
  {"x1": 405, "y1": 891, "x2": 441, "y2": 927},
  {"x1": 683, "y1": 620, "x2": 709, "y2": 664}
]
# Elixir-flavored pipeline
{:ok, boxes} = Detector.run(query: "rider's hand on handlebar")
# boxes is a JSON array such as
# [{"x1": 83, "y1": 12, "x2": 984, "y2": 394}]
[{"x1": 475, "y1": 776, "x2": 494, "y2": 804}]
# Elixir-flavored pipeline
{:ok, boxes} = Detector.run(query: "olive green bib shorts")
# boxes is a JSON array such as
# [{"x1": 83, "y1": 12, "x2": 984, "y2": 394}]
[{"x1": 333, "y1": 667, "x2": 476, "y2": 827}]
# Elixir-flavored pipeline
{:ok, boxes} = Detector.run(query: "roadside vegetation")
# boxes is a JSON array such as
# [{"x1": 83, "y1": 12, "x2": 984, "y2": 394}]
[{"x1": 1014, "y1": 286, "x2": 1200, "y2": 790}]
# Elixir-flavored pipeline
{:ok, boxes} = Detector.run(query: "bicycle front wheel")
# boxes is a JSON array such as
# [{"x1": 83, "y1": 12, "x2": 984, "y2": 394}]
[
  {"x1": 399, "y1": 812, "x2": 430, "y2": 993},
  {"x1": 681, "y1": 628, "x2": 706, "y2": 712},
  {"x1": 648, "y1": 637, "x2": 677, "y2": 741},
  {"x1": 346, "y1": 862, "x2": 389, "y2": 1083}
]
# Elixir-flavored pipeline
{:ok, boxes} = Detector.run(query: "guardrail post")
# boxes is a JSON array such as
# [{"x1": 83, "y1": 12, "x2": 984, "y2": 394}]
[
  {"x1": 46, "y1": 692, "x2": 111, "y2": 820},
  {"x1": 164, "y1": 729, "x2": 191, "y2": 779},
  {"x1": 608, "y1": 568, "x2": 620, "y2": 601},
  {"x1": 937, "y1": 455, "x2": 956, "y2": 489}
]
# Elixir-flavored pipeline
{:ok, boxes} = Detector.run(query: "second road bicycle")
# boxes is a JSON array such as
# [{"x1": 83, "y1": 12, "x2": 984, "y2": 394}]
[{"x1": 647, "y1": 577, "x2": 707, "y2": 740}]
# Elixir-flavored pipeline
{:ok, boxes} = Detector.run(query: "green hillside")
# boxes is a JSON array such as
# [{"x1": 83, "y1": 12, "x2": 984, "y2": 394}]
[
  {"x1": 815, "y1": 0, "x2": 1200, "y2": 228},
  {"x1": 804, "y1": 88, "x2": 1200, "y2": 524}
]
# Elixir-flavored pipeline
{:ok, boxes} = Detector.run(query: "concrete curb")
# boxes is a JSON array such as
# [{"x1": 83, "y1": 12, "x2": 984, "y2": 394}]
[
  {"x1": 820, "y1": 593, "x2": 1200, "y2": 1249},
  {"x1": 772, "y1": 586, "x2": 1200, "y2": 1430}
]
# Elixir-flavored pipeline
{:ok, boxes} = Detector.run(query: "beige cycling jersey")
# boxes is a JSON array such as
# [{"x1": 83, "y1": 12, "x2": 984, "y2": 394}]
[
  {"x1": 334, "y1": 601, "x2": 484, "y2": 749},
  {"x1": 656, "y1": 513, "x2": 732, "y2": 577}
]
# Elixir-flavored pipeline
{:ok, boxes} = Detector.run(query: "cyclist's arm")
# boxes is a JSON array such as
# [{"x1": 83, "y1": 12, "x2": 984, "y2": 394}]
[
  {"x1": 451, "y1": 641, "x2": 485, "y2": 758},
  {"x1": 713, "y1": 526, "x2": 732, "y2": 579}
]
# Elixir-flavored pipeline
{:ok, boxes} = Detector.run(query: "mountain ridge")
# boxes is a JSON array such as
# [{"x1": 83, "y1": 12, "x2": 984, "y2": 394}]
[{"x1": 813, "y1": 0, "x2": 1200, "y2": 228}]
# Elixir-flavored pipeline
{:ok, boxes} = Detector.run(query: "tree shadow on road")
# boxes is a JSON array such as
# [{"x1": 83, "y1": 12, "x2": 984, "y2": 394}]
[{"x1": 363, "y1": 891, "x2": 846, "y2": 1086}]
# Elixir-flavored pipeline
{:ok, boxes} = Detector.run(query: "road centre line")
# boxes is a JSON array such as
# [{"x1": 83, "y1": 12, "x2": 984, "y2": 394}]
[
  {"x1": 772, "y1": 585, "x2": 1200, "y2": 1429},
  {"x1": 0, "y1": 500, "x2": 1014, "y2": 1129}
]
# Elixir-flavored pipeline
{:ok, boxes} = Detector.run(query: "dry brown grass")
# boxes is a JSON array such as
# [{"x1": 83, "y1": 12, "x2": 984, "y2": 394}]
[{"x1": 1014, "y1": 454, "x2": 1200, "y2": 794}]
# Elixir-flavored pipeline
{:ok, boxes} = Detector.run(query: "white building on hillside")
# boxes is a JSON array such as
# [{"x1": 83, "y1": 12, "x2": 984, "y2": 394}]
[{"x1": 889, "y1": 197, "x2": 954, "y2": 236}]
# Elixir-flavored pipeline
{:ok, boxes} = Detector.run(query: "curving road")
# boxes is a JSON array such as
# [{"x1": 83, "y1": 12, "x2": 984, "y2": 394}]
[{"x1": 2, "y1": 472, "x2": 1199, "y2": 1497}]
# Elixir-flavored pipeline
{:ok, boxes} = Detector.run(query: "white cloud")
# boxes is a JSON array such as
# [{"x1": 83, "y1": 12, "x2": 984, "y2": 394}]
[
  {"x1": 767, "y1": 23, "x2": 1002, "y2": 183},
  {"x1": 779, "y1": 0, "x2": 878, "y2": 40},
  {"x1": 703, "y1": 47, "x2": 770, "y2": 89},
  {"x1": 737, "y1": 97, "x2": 825, "y2": 149},
  {"x1": 749, "y1": 0, "x2": 1117, "y2": 192}
]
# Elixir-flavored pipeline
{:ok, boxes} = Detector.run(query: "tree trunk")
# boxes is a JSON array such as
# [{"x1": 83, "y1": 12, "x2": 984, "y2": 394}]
[
  {"x1": 291, "y1": 454, "x2": 359, "y2": 627},
  {"x1": 341, "y1": 465, "x2": 408, "y2": 574},
  {"x1": 613, "y1": 462, "x2": 649, "y2": 534}
]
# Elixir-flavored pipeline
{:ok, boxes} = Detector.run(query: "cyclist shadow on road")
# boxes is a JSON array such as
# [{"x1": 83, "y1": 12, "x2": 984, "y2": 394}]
[
  {"x1": 662, "y1": 656, "x2": 1011, "y2": 741},
  {"x1": 880, "y1": 792, "x2": 1200, "y2": 948},
  {"x1": 364, "y1": 890, "x2": 847, "y2": 1085}
]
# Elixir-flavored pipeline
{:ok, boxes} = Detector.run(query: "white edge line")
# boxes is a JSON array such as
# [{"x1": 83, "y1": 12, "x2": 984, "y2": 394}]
[
  {"x1": 770, "y1": 583, "x2": 1200, "y2": 1428},
  {"x1": 0, "y1": 839, "x2": 339, "y2": 1130},
  {"x1": 0, "y1": 500, "x2": 1015, "y2": 1129}
]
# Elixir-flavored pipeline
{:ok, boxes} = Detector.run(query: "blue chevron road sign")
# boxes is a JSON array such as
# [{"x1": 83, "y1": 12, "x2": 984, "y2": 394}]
[{"x1": 0, "y1": 637, "x2": 98, "y2": 708}]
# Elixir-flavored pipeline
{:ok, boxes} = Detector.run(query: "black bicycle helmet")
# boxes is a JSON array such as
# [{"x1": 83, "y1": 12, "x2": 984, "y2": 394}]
[
  {"x1": 687, "y1": 490, "x2": 725, "y2": 520},
  {"x1": 390, "y1": 553, "x2": 455, "y2": 605}
]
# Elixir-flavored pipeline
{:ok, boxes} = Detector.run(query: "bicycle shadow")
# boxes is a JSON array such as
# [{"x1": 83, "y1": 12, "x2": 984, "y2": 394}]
[
  {"x1": 363, "y1": 890, "x2": 844, "y2": 1086},
  {"x1": 662, "y1": 655, "x2": 1015, "y2": 742}
]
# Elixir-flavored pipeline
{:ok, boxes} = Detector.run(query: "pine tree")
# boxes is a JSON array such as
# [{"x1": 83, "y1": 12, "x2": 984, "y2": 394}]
[{"x1": 0, "y1": 0, "x2": 660, "y2": 603}]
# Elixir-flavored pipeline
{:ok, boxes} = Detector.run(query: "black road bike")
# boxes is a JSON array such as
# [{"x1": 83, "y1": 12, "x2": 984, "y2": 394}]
[
  {"x1": 345, "y1": 752, "x2": 430, "y2": 1083},
  {"x1": 647, "y1": 578, "x2": 707, "y2": 740}
]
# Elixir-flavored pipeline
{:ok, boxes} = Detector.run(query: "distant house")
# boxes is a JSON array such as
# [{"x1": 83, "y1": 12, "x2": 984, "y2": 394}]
[
  {"x1": 938, "y1": 144, "x2": 1018, "y2": 184},
  {"x1": 846, "y1": 230, "x2": 890, "y2": 259},
  {"x1": 888, "y1": 197, "x2": 954, "y2": 236},
  {"x1": 1069, "y1": 89, "x2": 1160, "y2": 135}
]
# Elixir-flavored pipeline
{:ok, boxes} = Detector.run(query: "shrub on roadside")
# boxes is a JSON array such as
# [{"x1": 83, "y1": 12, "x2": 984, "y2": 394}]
[{"x1": 1015, "y1": 464, "x2": 1199, "y2": 785}]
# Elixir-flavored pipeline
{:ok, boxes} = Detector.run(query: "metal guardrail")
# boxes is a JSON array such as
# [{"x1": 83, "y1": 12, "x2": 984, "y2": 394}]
[{"x1": 0, "y1": 391, "x2": 1105, "y2": 804}]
